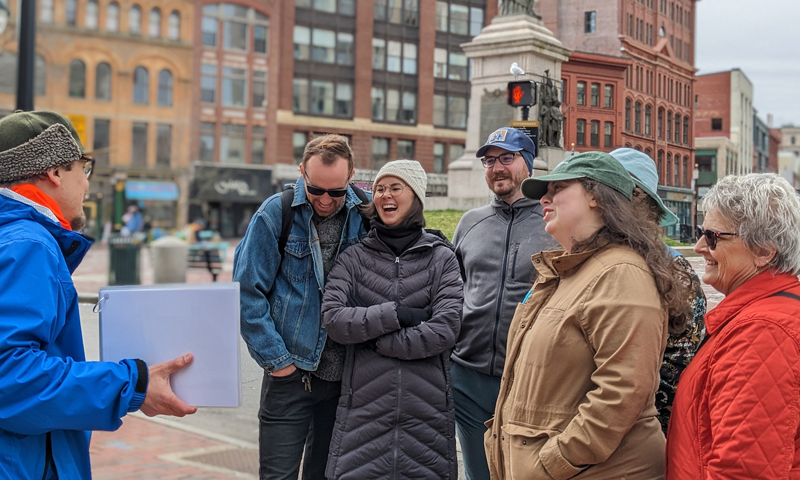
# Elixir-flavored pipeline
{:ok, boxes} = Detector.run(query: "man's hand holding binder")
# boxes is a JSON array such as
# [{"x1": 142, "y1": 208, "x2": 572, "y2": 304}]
[{"x1": 140, "y1": 353, "x2": 199, "y2": 417}]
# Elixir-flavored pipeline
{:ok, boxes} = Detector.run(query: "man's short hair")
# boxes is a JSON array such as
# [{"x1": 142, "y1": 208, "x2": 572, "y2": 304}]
[{"x1": 302, "y1": 135, "x2": 354, "y2": 172}]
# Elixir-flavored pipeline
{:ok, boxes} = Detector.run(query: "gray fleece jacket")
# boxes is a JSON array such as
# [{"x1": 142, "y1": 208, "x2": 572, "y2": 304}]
[{"x1": 452, "y1": 196, "x2": 558, "y2": 376}]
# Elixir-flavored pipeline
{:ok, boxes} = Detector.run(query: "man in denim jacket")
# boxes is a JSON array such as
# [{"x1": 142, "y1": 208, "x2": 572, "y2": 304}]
[{"x1": 234, "y1": 135, "x2": 369, "y2": 480}]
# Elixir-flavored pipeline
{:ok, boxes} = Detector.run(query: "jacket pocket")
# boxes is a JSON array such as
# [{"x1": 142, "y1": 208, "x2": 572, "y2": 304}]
[
  {"x1": 283, "y1": 240, "x2": 314, "y2": 282},
  {"x1": 500, "y1": 423, "x2": 556, "y2": 480},
  {"x1": 519, "y1": 307, "x2": 564, "y2": 367}
]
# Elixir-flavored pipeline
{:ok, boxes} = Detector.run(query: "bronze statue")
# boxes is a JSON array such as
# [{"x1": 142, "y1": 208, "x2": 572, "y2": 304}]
[
  {"x1": 499, "y1": 0, "x2": 538, "y2": 17},
  {"x1": 538, "y1": 70, "x2": 563, "y2": 148}
]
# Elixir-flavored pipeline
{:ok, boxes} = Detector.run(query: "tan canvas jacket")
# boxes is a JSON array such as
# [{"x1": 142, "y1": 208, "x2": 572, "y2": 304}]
[{"x1": 485, "y1": 245, "x2": 668, "y2": 480}]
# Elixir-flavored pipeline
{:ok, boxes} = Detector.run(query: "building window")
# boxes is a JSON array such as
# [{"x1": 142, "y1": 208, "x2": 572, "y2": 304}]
[
  {"x1": 371, "y1": 87, "x2": 385, "y2": 121},
  {"x1": 576, "y1": 119, "x2": 586, "y2": 146},
  {"x1": 156, "y1": 124, "x2": 172, "y2": 167},
  {"x1": 296, "y1": 0, "x2": 354, "y2": 15},
  {"x1": 252, "y1": 127, "x2": 265, "y2": 164},
  {"x1": 604, "y1": 122, "x2": 613, "y2": 147},
  {"x1": 168, "y1": 11, "x2": 181, "y2": 40},
  {"x1": 683, "y1": 157, "x2": 689, "y2": 187},
  {"x1": 373, "y1": 86, "x2": 415, "y2": 124},
  {"x1": 604, "y1": 85, "x2": 613, "y2": 108},
  {"x1": 450, "y1": 144, "x2": 464, "y2": 163},
  {"x1": 106, "y1": 2, "x2": 120, "y2": 31},
  {"x1": 625, "y1": 98, "x2": 631, "y2": 131},
  {"x1": 584, "y1": 11, "x2": 596, "y2": 33},
  {"x1": 292, "y1": 131, "x2": 307, "y2": 164},
  {"x1": 224, "y1": 20, "x2": 247, "y2": 51},
  {"x1": 311, "y1": 80, "x2": 334, "y2": 115},
  {"x1": 40, "y1": 0, "x2": 54, "y2": 23},
  {"x1": 131, "y1": 122, "x2": 148, "y2": 166},
  {"x1": 373, "y1": 39, "x2": 417, "y2": 75},
  {"x1": 470, "y1": 6, "x2": 484, "y2": 35},
  {"x1": 202, "y1": 14, "x2": 217, "y2": 46},
  {"x1": 95, "y1": 62, "x2": 112, "y2": 101},
  {"x1": 293, "y1": 78, "x2": 309, "y2": 112},
  {"x1": 433, "y1": 95, "x2": 467, "y2": 129},
  {"x1": 253, "y1": 70, "x2": 267, "y2": 109},
  {"x1": 674, "y1": 155, "x2": 680, "y2": 186},
  {"x1": 85, "y1": 0, "x2": 98, "y2": 29},
  {"x1": 657, "y1": 150, "x2": 663, "y2": 183},
  {"x1": 371, "y1": 38, "x2": 386, "y2": 69},
  {"x1": 200, "y1": 122, "x2": 215, "y2": 162},
  {"x1": 645, "y1": 105, "x2": 652, "y2": 136},
  {"x1": 448, "y1": 51, "x2": 468, "y2": 81},
  {"x1": 683, "y1": 116, "x2": 689, "y2": 144},
  {"x1": 372, "y1": 137, "x2": 390, "y2": 169},
  {"x1": 634, "y1": 101, "x2": 641, "y2": 133},
  {"x1": 434, "y1": 142, "x2": 446, "y2": 173},
  {"x1": 434, "y1": 48, "x2": 447, "y2": 78},
  {"x1": 149, "y1": 8, "x2": 161, "y2": 37},
  {"x1": 577, "y1": 82, "x2": 586, "y2": 105},
  {"x1": 666, "y1": 153, "x2": 672, "y2": 186},
  {"x1": 68, "y1": 59, "x2": 85, "y2": 98},
  {"x1": 335, "y1": 83, "x2": 353, "y2": 117},
  {"x1": 129, "y1": 5, "x2": 141, "y2": 34},
  {"x1": 657, "y1": 108, "x2": 663, "y2": 139},
  {"x1": 66, "y1": 0, "x2": 77, "y2": 25},
  {"x1": 93, "y1": 119, "x2": 110, "y2": 166},
  {"x1": 590, "y1": 83, "x2": 599, "y2": 107},
  {"x1": 711, "y1": 118, "x2": 722, "y2": 131},
  {"x1": 667, "y1": 111, "x2": 672, "y2": 140},
  {"x1": 374, "y1": 0, "x2": 418, "y2": 26},
  {"x1": 590, "y1": 120, "x2": 599, "y2": 147},
  {"x1": 157, "y1": 70, "x2": 173, "y2": 106},
  {"x1": 254, "y1": 23, "x2": 268, "y2": 55},
  {"x1": 201, "y1": 64, "x2": 216, "y2": 103},
  {"x1": 133, "y1": 66, "x2": 148, "y2": 104},
  {"x1": 312, "y1": 29, "x2": 335, "y2": 63},
  {"x1": 449, "y1": 3, "x2": 468, "y2": 34},
  {"x1": 336, "y1": 32, "x2": 354, "y2": 64},
  {"x1": 397, "y1": 139, "x2": 415, "y2": 160},
  {"x1": 222, "y1": 67, "x2": 247, "y2": 107},
  {"x1": 433, "y1": 94, "x2": 445, "y2": 126},
  {"x1": 220, "y1": 124, "x2": 246, "y2": 164},
  {"x1": 674, "y1": 114, "x2": 680, "y2": 143}
]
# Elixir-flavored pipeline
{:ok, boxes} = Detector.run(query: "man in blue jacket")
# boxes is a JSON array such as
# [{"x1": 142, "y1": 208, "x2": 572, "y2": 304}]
[
  {"x1": 0, "y1": 111, "x2": 197, "y2": 479},
  {"x1": 233, "y1": 135, "x2": 369, "y2": 479}
]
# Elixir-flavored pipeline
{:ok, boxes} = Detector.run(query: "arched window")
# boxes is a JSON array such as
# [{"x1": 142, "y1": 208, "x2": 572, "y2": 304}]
[
  {"x1": 66, "y1": 0, "x2": 77, "y2": 25},
  {"x1": 106, "y1": 2, "x2": 120, "y2": 31},
  {"x1": 95, "y1": 62, "x2": 111, "y2": 100},
  {"x1": 683, "y1": 116, "x2": 689, "y2": 144},
  {"x1": 667, "y1": 111, "x2": 673, "y2": 141},
  {"x1": 576, "y1": 119, "x2": 586, "y2": 147},
  {"x1": 68, "y1": 59, "x2": 85, "y2": 98},
  {"x1": 666, "y1": 153, "x2": 672, "y2": 186},
  {"x1": 168, "y1": 11, "x2": 181, "y2": 40},
  {"x1": 149, "y1": 8, "x2": 161, "y2": 37},
  {"x1": 645, "y1": 105, "x2": 652, "y2": 136},
  {"x1": 683, "y1": 156, "x2": 689, "y2": 187},
  {"x1": 625, "y1": 98, "x2": 631, "y2": 131},
  {"x1": 674, "y1": 113, "x2": 681, "y2": 143},
  {"x1": 657, "y1": 108, "x2": 663, "y2": 139},
  {"x1": 158, "y1": 69, "x2": 173, "y2": 106},
  {"x1": 133, "y1": 66, "x2": 148, "y2": 104},
  {"x1": 657, "y1": 150, "x2": 664, "y2": 183},
  {"x1": 40, "y1": 0, "x2": 54, "y2": 23},
  {"x1": 129, "y1": 5, "x2": 141, "y2": 34},
  {"x1": 674, "y1": 154, "x2": 680, "y2": 185},
  {"x1": 634, "y1": 101, "x2": 642, "y2": 133},
  {"x1": 85, "y1": 0, "x2": 98, "y2": 29}
]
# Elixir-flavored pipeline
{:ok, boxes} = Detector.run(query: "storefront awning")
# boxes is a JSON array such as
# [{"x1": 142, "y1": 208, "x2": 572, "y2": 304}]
[{"x1": 125, "y1": 181, "x2": 180, "y2": 201}]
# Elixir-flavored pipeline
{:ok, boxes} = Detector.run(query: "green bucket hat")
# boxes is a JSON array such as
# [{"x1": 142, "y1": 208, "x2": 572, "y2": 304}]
[
  {"x1": 520, "y1": 151, "x2": 635, "y2": 201},
  {"x1": 0, "y1": 110, "x2": 85, "y2": 185}
]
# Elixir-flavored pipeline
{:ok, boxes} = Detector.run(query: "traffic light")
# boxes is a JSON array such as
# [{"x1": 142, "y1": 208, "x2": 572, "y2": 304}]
[{"x1": 507, "y1": 81, "x2": 537, "y2": 107}]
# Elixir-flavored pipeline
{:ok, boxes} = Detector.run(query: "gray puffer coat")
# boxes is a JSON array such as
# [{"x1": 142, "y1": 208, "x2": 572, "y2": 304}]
[{"x1": 321, "y1": 229, "x2": 464, "y2": 480}]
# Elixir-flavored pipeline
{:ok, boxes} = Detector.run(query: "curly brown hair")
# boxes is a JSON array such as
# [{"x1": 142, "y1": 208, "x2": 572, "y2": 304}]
[{"x1": 571, "y1": 179, "x2": 692, "y2": 334}]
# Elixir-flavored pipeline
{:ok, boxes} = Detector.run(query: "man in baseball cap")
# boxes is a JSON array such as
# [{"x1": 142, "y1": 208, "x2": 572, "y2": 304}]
[
  {"x1": 450, "y1": 127, "x2": 556, "y2": 480},
  {"x1": 0, "y1": 110, "x2": 196, "y2": 479}
]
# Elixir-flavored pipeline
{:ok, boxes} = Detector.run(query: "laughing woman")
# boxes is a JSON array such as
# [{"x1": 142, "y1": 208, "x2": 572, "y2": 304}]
[
  {"x1": 321, "y1": 160, "x2": 463, "y2": 480},
  {"x1": 484, "y1": 152, "x2": 690, "y2": 480}
]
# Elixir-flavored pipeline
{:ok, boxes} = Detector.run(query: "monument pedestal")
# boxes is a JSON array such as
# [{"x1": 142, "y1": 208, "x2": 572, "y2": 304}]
[{"x1": 447, "y1": 14, "x2": 571, "y2": 207}]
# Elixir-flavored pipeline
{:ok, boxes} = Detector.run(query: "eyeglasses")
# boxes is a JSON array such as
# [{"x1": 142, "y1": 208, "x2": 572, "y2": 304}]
[
  {"x1": 696, "y1": 225, "x2": 738, "y2": 250},
  {"x1": 373, "y1": 183, "x2": 405, "y2": 197},
  {"x1": 481, "y1": 152, "x2": 519, "y2": 169},
  {"x1": 303, "y1": 174, "x2": 349, "y2": 198},
  {"x1": 80, "y1": 156, "x2": 94, "y2": 180}
]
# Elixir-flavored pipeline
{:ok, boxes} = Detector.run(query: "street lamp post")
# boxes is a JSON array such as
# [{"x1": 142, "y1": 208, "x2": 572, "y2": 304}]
[{"x1": 16, "y1": 0, "x2": 36, "y2": 111}]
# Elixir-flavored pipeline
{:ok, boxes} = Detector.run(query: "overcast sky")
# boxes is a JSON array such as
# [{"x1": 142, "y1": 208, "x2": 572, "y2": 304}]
[{"x1": 695, "y1": 0, "x2": 800, "y2": 127}]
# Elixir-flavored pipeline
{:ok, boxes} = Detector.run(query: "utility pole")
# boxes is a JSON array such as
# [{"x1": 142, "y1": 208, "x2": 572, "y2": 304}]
[{"x1": 16, "y1": 0, "x2": 36, "y2": 112}]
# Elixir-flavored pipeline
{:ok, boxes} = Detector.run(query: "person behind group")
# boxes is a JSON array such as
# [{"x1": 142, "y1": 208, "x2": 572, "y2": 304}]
[
  {"x1": 610, "y1": 148, "x2": 706, "y2": 434},
  {"x1": 485, "y1": 151, "x2": 690, "y2": 479},
  {"x1": 451, "y1": 127, "x2": 557, "y2": 480},
  {"x1": 667, "y1": 173, "x2": 800, "y2": 479},
  {"x1": 321, "y1": 160, "x2": 463, "y2": 479},
  {"x1": 233, "y1": 134, "x2": 369, "y2": 480},
  {"x1": 0, "y1": 111, "x2": 196, "y2": 479}
]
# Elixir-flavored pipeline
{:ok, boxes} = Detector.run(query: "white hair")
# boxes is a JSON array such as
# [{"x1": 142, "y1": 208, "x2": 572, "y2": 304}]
[{"x1": 703, "y1": 173, "x2": 800, "y2": 275}]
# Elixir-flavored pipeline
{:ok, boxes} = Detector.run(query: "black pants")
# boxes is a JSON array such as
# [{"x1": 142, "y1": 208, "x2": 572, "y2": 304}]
[{"x1": 258, "y1": 369, "x2": 340, "y2": 480}]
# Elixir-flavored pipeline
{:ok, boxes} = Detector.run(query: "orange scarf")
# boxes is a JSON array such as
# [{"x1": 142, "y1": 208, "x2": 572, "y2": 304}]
[{"x1": 10, "y1": 184, "x2": 72, "y2": 230}]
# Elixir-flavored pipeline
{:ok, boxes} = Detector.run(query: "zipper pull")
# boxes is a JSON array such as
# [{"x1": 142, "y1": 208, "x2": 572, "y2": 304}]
[{"x1": 302, "y1": 373, "x2": 311, "y2": 392}]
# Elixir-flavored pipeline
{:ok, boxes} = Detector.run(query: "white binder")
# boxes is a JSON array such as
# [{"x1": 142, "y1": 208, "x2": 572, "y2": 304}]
[{"x1": 98, "y1": 282, "x2": 241, "y2": 407}]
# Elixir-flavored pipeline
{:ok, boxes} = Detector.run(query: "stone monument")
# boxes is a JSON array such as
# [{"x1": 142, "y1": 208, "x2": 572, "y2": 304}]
[{"x1": 447, "y1": 2, "x2": 571, "y2": 210}]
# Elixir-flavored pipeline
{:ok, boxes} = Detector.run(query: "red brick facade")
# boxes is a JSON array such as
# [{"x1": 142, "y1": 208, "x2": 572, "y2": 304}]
[{"x1": 694, "y1": 70, "x2": 731, "y2": 138}]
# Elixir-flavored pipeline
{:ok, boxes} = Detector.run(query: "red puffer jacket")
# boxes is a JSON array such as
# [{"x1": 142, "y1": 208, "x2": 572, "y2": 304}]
[{"x1": 666, "y1": 271, "x2": 800, "y2": 479}]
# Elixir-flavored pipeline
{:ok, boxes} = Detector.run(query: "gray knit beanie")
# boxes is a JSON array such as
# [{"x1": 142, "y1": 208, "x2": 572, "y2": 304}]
[
  {"x1": 0, "y1": 110, "x2": 85, "y2": 184},
  {"x1": 374, "y1": 159, "x2": 428, "y2": 207}
]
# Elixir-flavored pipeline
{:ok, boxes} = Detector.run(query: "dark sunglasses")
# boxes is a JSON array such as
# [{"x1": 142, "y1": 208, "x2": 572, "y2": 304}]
[
  {"x1": 696, "y1": 225, "x2": 738, "y2": 250},
  {"x1": 303, "y1": 174, "x2": 349, "y2": 198}
]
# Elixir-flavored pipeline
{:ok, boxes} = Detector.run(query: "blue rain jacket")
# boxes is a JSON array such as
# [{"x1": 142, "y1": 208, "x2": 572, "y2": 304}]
[{"x1": 0, "y1": 189, "x2": 146, "y2": 480}]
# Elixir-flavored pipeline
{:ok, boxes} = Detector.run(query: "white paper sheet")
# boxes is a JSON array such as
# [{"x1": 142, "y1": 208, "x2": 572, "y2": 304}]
[{"x1": 98, "y1": 282, "x2": 241, "y2": 407}]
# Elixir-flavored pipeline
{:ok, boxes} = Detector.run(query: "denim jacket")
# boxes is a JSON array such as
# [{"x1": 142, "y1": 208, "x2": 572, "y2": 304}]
[{"x1": 233, "y1": 177, "x2": 369, "y2": 372}]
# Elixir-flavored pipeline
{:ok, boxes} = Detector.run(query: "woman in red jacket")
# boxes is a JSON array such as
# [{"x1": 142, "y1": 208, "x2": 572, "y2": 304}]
[{"x1": 666, "y1": 173, "x2": 800, "y2": 479}]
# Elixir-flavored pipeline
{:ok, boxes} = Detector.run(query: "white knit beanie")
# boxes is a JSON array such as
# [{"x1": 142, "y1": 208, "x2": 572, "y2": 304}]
[{"x1": 373, "y1": 159, "x2": 428, "y2": 207}]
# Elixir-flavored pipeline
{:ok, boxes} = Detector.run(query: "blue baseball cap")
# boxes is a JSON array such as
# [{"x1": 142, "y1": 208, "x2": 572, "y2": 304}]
[
  {"x1": 610, "y1": 148, "x2": 679, "y2": 227},
  {"x1": 476, "y1": 127, "x2": 536, "y2": 173}
]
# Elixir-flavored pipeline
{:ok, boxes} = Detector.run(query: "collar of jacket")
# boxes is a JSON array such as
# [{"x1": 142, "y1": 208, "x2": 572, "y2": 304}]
[
  {"x1": 362, "y1": 228, "x2": 445, "y2": 257},
  {"x1": 532, "y1": 248, "x2": 599, "y2": 280},
  {"x1": 10, "y1": 183, "x2": 72, "y2": 230},
  {"x1": 0, "y1": 188, "x2": 93, "y2": 273},
  {"x1": 291, "y1": 176, "x2": 368, "y2": 211},
  {"x1": 704, "y1": 270, "x2": 800, "y2": 336},
  {"x1": 491, "y1": 195, "x2": 540, "y2": 220}
]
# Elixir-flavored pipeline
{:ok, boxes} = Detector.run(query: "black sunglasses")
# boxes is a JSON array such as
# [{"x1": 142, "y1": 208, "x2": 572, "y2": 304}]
[
  {"x1": 303, "y1": 174, "x2": 349, "y2": 198},
  {"x1": 696, "y1": 225, "x2": 738, "y2": 250}
]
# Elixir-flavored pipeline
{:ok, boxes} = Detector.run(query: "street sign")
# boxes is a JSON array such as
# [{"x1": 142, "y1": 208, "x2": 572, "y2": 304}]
[
  {"x1": 507, "y1": 81, "x2": 537, "y2": 107},
  {"x1": 66, "y1": 114, "x2": 87, "y2": 148},
  {"x1": 511, "y1": 120, "x2": 539, "y2": 150}
]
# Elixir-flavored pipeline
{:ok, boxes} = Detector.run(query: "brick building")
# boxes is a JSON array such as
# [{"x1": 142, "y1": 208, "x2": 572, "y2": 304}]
[
  {"x1": 0, "y1": 0, "x2": 195, "y2": 234},
  {"x1": 538, "y1": 0, "x2": 697, "y2": 237}
]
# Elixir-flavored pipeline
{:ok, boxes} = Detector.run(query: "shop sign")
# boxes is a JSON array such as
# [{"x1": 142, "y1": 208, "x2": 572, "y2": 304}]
[{"x1": 191, "y1": 165, "x2": 274, "y2": 202}]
